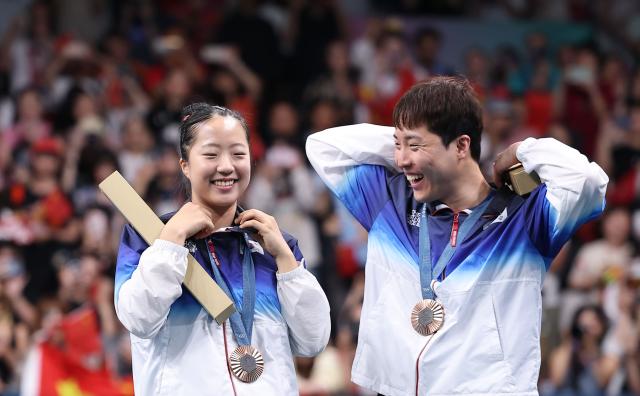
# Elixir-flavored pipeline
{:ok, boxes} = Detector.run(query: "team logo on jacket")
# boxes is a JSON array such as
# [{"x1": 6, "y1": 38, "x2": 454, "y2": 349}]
[
  {"x1": 483, "y1": 208, "x2": 508, "y2": 230},
  {"x1": 184, "y1": 240, "x2": 198, "y2": 254},
  {"x1": 246, "y1": 240, "x2": 264, "y2": 255}
]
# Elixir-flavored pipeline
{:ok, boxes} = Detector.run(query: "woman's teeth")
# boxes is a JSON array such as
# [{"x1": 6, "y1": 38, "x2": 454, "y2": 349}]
[{"x1": 213, "y1": 180, "x2": 235, "y2": 187}]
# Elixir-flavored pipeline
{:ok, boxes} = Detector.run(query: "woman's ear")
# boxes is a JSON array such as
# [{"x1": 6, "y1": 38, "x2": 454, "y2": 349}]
[{"x1": 179, "y1": 158, "x2": 189, "y2": 179}]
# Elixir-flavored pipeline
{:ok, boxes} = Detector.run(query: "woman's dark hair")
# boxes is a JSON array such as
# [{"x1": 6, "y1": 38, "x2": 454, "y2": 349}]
[
  {"x1": 393, "y1": 76, "x2": 483, "y2": 162},
  {"x1": 178, "y1": 103, "x2": 250, "y2": 199},
  {"x1": 570, "y1": 304, "x2": 608, "y2": 342},
  {"x1": 567, "y1": 305, "x2": 609, "y2": 390},
  {"x1": 178, "y1": 103, "x2": 249, "y2": 160}
]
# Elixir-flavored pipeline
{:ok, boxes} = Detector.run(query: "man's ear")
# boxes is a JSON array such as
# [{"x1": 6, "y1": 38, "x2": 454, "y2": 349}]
[
  {"x1": 456, "y1": 134, "x2": 472, "y2": 159},
  {"x1": 179, "y1": 158, "x2": 189, "y2": 178}
]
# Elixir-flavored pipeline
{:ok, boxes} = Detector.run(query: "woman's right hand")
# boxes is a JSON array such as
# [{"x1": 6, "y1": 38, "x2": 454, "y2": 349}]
[{"x1": 158, "y1": 202, "x2": 215, "y2": 245}]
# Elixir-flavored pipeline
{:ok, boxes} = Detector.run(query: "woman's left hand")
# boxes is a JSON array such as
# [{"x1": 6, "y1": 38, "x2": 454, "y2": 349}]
[{"x1": 236, "y1": 209, "x2": 293, "y2": 260}]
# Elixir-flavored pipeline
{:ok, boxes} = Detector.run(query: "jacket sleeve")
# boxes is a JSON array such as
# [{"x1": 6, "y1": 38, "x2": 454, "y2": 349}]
[
  {"x1": 114, "y1": 224, "x2": 188, "y2": 339},
  {"x1": 276, "y1": 239, "x2": 331, "y2": 357},
  {"x1": 517, "y1": 137, "x2": 609, "y2": 259},
  {"x1": 305, "y1": 123, "x2": 398, "y2": 230}
]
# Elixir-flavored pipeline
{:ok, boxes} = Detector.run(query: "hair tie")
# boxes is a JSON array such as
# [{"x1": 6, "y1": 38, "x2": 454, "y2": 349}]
[{"x1": 182, "y1": 114, "x2": 191, "y2": 122}]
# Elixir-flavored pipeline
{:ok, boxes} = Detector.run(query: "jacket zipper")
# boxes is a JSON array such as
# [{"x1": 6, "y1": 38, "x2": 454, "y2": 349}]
[
  {"x1": 415, "y1": 336, "x2": 434, "y2": 396},
  {"x1": 450, "y1": 212, "x2": 459, "y2": 247},
  {"x1": 222, "y1": 323, "x2": 238, "y2": 396}
]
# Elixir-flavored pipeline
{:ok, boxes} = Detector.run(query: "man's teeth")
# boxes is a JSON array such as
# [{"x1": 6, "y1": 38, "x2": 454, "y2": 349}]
[
  {"x1": 213, "y1": 180, "x2": 235, "y2": 187},
  {"x1": 406, "y1": 175, "x2": 424, "y2": 183}
]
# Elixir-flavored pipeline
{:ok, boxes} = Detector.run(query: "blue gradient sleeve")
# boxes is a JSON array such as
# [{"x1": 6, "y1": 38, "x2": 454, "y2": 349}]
[
  {"x1": 115, "y1": 225, "x2": 148, "y2": 305},
  {"x1": 522, "y1": 184, "x2": 600, "y2": 263},
  {"x1": 283, "y1": 232, "x2": 305, "y2": 266},
  {"x1": 335, "y1": 164, "x2": 393, "y2": 231}
]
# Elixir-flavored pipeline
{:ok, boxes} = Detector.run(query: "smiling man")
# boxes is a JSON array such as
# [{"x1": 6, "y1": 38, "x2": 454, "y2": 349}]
[{"x1": 305, "y1": 77, "x2": 608, "y2": 396}]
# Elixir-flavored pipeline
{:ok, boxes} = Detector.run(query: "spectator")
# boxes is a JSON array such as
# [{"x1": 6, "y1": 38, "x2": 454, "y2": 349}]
[
  {"x1": 146, "y1": 69, "x2": 193, "y2": 145},
  {"x1": 412, "y1": 27, "x2": 454, "y2": 80},
  {"x1": 117, "y1": 114, "x2": 155, "y2": 186},
  {"x1": 245, "y1": 101, "x2": 322, "y2": 271},
  {"x1": 304, "y1": 40, "x2": 360, "y2": 125},
  {"x1": 554, "y1": 46, "x2": 608, "y2": 158},
  {"x1": 6, "y1": 2, "x2": 56, "y2": 92},
  {"x1": 568, "y1": 207, "x2": 633, "y2": 292},
  {"x1": 359, "y1": 23, "x2": 416, "y2": 124},
  {"x1": 0, "y1": 137, "x2": 77, "y2": 303},
  {"x1": 0, "y1": 88, "x2": 51, "y2": 176},
  {"x1": 288, "y1": 0, "x2": 345, "y2": 88},
  {"x1": 547, "y1": 305, "x2": 617, "y2": 396}
]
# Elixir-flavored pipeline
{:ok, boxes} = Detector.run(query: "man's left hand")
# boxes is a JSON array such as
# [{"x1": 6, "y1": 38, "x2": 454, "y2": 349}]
[{"x1": 493, "y1": 142, "x2": 522, "y2": 187}]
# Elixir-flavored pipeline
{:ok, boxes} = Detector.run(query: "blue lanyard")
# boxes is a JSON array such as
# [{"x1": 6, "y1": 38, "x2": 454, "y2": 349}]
[
  {"x1": 419, "y1": 195, "x2": 493, "y2": 299},
  {"x1": 207, "y1": 234, "x2": 256, "y2": 346}
]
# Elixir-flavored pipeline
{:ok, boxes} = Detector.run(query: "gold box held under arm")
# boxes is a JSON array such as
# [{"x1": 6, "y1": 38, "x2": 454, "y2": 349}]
[{"x1": 505, "y1": 163, "x2": 541, "y2": 196}]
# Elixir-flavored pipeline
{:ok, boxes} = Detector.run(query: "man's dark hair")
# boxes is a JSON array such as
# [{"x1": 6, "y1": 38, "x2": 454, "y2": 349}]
[{"x1": 393, "y1": 76, "x2": 483, "y2": 161}]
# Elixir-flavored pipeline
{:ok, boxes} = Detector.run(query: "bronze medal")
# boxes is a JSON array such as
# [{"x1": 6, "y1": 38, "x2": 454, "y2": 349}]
[
  {"x1": 229, "y1": 345, "x2": 264, "y2": 383},
  {"x1": 411, "y1": 299, "x2": 445, "y2": 336}
]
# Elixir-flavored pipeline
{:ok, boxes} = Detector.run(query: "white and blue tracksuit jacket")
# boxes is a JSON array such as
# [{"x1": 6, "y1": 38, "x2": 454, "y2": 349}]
[
  {"x1": 114, "y1": 212, "x2": 331, "y2": 395},
  {"x1": 306, "y1": 124, "x2": 608, "y2": 396}
]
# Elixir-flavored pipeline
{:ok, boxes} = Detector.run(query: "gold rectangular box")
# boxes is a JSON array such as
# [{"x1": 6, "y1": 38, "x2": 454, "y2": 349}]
[
  {"x1": 99, "y1": 171, "x2": 235, "y2": 324},
  {"x1": 506, "y1": 163, "x2": 541, "y2": 196}
]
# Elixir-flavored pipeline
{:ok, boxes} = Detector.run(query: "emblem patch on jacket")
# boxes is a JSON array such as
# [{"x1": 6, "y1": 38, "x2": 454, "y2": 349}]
[
  {"x1": 246, "y1": 239, "x2": 264, "y2": 255},
  {"x1": 483, "y1": 208, "x2": 508, "y2": 230},
  {"x1": 184, "y1": 240, "x2": 198, "y2": 254}
]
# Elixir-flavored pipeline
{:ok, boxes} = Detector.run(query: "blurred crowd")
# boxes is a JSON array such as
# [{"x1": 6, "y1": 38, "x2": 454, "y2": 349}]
[{"x1": 1, "y1": 1, "x2": 640, "y2": 395}]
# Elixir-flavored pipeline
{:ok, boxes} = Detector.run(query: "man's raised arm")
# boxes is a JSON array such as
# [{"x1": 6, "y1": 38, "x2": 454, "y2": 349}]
[{"x1": 305, "y1": 124, "x2": 398, "y2": 230}]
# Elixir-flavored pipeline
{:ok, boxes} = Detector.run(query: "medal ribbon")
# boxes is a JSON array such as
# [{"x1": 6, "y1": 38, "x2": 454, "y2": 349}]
[
  {"x1": 207, "y1": 233, "x2": 256, "y2": 346},
  {"x1": 419, "y1": 194, "x2": 494, "y2": 299}
]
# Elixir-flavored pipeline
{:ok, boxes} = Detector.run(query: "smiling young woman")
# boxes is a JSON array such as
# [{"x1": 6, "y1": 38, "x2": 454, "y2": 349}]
[{"x1": 114, "y1": 103, "x2": 330, "y2": 395}]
